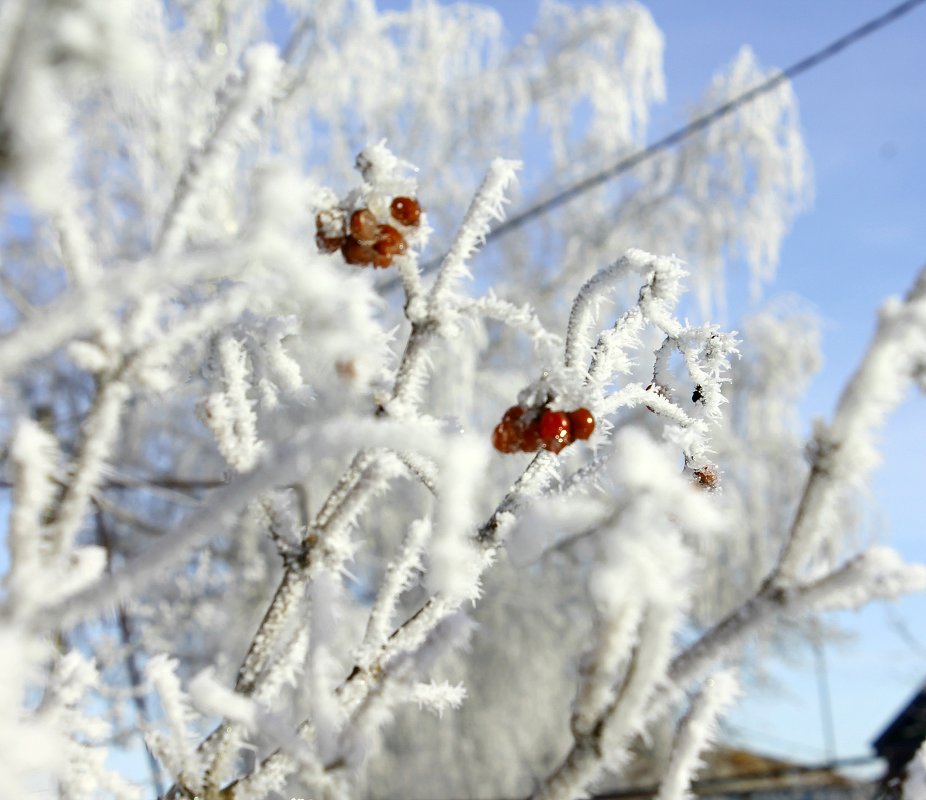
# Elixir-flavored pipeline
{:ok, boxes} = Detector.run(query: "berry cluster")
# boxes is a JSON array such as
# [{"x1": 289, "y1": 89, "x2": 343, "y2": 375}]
[
  {"x1": 492, "y1": 405, "x2": 595, "y2": 454},
  {"x1": 316, "y1": 196, "x2": 421, "y2": 269}
]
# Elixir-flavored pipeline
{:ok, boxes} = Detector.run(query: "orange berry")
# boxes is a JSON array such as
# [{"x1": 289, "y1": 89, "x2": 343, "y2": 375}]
[
  {"x1": 544, "y1": 431, "x2": 572, "y2": 454},
  {"x1": 569, "y1": 408, "x2": 595, "y2": 440},
  {"x1": 492, "y1": 422, "x2": 520, "y2": 453},
  {"x1": 341, "y1": 236, "x2": 377, "y2": 266},
  {"x1": 520, "y1": 418, "x2": 542, "y2": 452},
  {"x1": 539, "y1": 410, "x2": 570, "y2": 443},
  {"x1": 373, "y1": 224, "x2": 407, "y2": 257},
  {"x1": 349, "y1": 209, "x2": 379, "y2": 243},
  {"x1": 390, "y1": 196, "x2": 421, "y2": 227}
]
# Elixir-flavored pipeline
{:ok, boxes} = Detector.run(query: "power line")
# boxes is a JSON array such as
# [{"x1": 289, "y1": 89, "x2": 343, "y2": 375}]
[{"x1": 383, "y1": 0, "x2": 926, "y2": 290}]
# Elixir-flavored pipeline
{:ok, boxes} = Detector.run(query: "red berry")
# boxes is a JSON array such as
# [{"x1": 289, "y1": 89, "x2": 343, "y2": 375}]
[
  {"x1": 502, "y1": 405, "x2": 524, "y2": 425},
  {"x1": 373, "y1": 224, "x2": 407, "y2": 257},
  {"x1": 569, "y1": 408, "x2": 595, "y2": 440},
  {"x1": 544, "y1": 431, "x2": 571, "y2": 454},
  {"x1": 520, "y1": 418, "x2": 542, "y2": 452},
  {"x1": 390, "y1": 196, "x2": 421, "y2": 227},
  {"x1": 538, "y1": 410, "x2": 570, "y2": 442},
  {"x1": 341, "y1": 236, "x2": 377, "y2": 266},
  {"x1": 349, "y1": 209, "x2": 379, "y2": 243},
  {"x1": 492, "y1": 422, "x2": 521, "y2": 453}
]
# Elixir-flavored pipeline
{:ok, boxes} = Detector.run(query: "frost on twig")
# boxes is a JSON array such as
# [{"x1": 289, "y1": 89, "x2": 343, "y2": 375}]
[
  {"x1": 382, "y1": 154, "x2": 525, "y2": 419},
  {"x1": 656, "y1": 671, "x2": 740, "y2": 800},
  {"x1": 356, "y1": 518, "x2": 432, "y2": 669},
  {"x1": 145, "y1": 655, "x2": 204, "y2": 794},
  {"x1": 429, "y1": 158, "x2": 522, "y2": 310},
  {"x1": 201, "y1": 334, "x2": 262, "y2": 472},
  {"x1": 6, "y1": 419, "x2": 59, "y2": 613},
  {"x1": 774, "y1": 270, "x2": 926, "y2": 584},
  {"x1": 155, "y1": 43, "x2": 284, "y2": 257}
]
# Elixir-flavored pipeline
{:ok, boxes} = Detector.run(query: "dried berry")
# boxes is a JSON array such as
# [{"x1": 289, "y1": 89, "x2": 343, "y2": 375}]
[
  {"x1": 692, "y1": 385, "x2": 704, "y2": 404},
  {"x1": 373, "y1": 224, "x2": 407, "y2": 257},
  {"x1": 349, "y1": 209, "x2": 379, "y2": 243},
  {"x1": 693, "y1": 466, "x2": 718, "y2": 490},
  {"x1": 316, "y1": 230, "x2": 344, "y2": 254},
  {"x1": 315, "y1": 209, "x2": 345, "y2": 253},
  {"x1": 390, "y1": 196, "x2": 421, "y2": 227},
  {"x1": 341, "y1": 236, "x2": 377, "y2": 266},
  {"x1": 335, "y1": 360, "x2": 357, "y2": 380},
  {"x1": 569, "y1": 408, "x2": 595, "y2": 440}
]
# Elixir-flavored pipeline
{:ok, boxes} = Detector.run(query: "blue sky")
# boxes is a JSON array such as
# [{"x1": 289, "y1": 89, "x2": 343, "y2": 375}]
[{"x1": 469, "y1": 0, "x2": 926, "y2": 774}]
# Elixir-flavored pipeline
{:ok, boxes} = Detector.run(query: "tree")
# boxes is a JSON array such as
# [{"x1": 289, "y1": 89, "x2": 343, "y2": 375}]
[{"x1": 0, "y1": 1, "x2": 924, "y2": 799}]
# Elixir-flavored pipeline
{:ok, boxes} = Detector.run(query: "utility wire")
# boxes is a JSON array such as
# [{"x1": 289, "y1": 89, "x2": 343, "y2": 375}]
[{"x1": 383, "y1": 0, "x2": 926, "y2": 291}]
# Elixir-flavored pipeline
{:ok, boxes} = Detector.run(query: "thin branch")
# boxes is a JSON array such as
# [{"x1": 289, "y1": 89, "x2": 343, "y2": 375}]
[{"x1": 94, "y1": 507, "x2": 164, "y2": 798}]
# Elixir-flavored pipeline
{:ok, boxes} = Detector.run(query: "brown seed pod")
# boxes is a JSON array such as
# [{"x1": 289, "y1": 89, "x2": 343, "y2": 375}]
[{"x1": 390, "y1": 196, "x2": 421, "y2": 227}]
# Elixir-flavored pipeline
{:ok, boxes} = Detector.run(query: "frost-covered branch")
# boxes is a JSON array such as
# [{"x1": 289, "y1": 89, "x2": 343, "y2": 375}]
[
  {"x1": 154, "y1": 44, "x2": 283, "y2": 257},
  {"x1": 655, "y1": 672, "x2": 740, "y2": 800},
  {"x1": 774, "y1": 265, "x2": 926, "y2": 584},
  {"x1": 428, "y1": 158, "x2": 522, "y2": 310}
]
